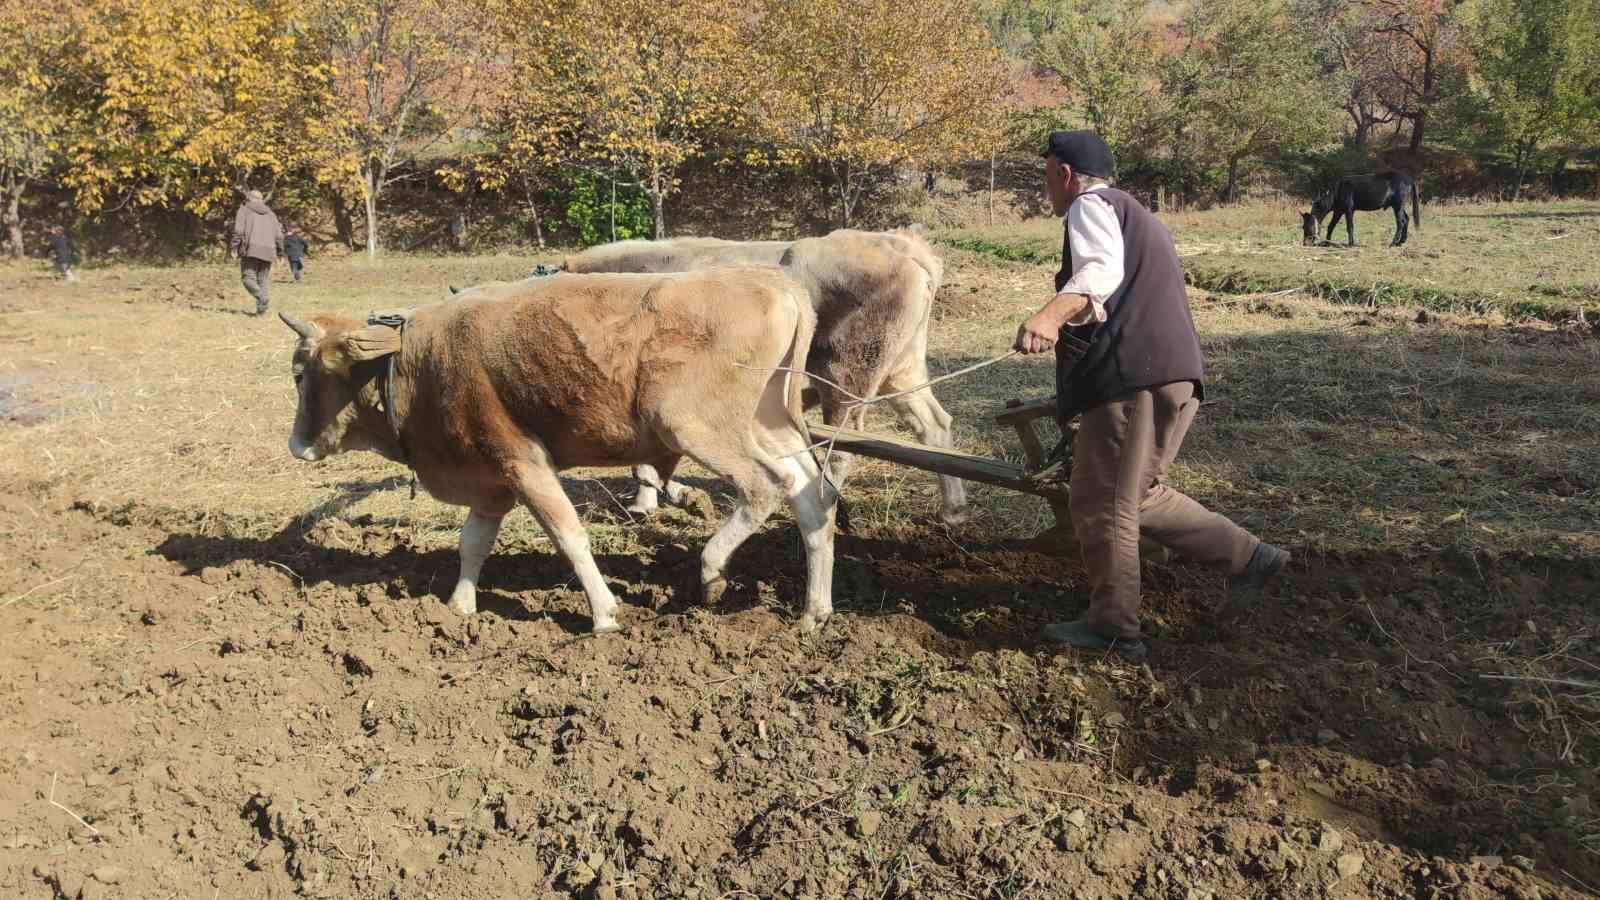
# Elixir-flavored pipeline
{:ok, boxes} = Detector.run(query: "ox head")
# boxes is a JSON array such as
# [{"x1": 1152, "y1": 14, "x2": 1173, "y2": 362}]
[
  {"x1": 278, "y1": 313, "x2": 401, "y2": 462},
  {"x1": 1301, "y1": 212, "x2": 1318, "y2": 246}
]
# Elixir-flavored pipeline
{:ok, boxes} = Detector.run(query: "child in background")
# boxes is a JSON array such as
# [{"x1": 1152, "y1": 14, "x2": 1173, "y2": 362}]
[
  {"x1": 47, "y1": 226, "x2": 77, "y2": 282},
  {"x1": 283, "y1": 226, "x2": 309, "y2": 282}
]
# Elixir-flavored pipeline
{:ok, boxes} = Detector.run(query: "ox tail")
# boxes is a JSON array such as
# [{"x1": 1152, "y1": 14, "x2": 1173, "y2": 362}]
[
  {"x1": 1411, "y1": 179, "x2": 1421, "y2": 231},
  {"x1": 780, "y1": 285, "x2": 818, "y2": 450}
]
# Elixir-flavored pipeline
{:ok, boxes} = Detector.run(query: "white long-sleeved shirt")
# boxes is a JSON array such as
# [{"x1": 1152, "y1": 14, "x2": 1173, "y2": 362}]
[{"x1": 1057, "y1": 184, "x2": 1124, "y2": 327}]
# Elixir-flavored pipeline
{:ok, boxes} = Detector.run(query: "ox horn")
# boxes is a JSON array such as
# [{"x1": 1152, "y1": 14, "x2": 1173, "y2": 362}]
[{"x1": 278, "y1": 312, "x2": 323, "y2": 341}]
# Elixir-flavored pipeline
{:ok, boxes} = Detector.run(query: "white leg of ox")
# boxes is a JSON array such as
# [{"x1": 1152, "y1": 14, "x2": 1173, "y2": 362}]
[
  {"x1": 628, "y1": 463, "x2": 664, "y2": 515},
  {"x1": 627, "y1": 460, "x2": 686, "y2": 515},
  {"x1": 508, "y1": 456, "x2": 622, "y2": 634},
  {"x1": 697, "y1": 480, "x2": 781, "y2": 606},
  {"x1": 447, "y1": 510, "x2": 504, "y2": 616},
  {"x1": 778, "y1": 452, "x2": 838, "y2": 633},
  {"x1": 885, "y1": 386, "x2": 968, "y2": 524}
]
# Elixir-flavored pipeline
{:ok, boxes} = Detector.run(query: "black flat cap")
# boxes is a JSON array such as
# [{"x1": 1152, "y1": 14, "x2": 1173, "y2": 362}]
[{"x1": 1042, "y1": 130, "x2": 1115, "y2": 179}]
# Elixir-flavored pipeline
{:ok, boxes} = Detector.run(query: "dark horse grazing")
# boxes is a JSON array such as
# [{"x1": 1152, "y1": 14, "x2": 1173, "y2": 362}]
[{"x1": 1302, "y1": 172, "x2": 1420, "y2": 247}]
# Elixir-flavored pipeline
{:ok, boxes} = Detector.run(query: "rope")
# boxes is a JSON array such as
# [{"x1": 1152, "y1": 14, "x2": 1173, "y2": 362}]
[{"x1": 737, "y1": 347, "x2": 1024, "y2": 498}]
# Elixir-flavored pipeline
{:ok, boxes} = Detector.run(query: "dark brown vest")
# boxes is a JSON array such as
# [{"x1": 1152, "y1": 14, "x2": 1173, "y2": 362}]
[{"x1": 1054, "y1": 187, "x2": 1204, "y2": 420}]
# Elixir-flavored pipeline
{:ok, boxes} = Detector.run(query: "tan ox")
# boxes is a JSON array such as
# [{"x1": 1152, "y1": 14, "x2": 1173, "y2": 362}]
[
  {"x1": 277, "y1": 268, "x2": 840, "y2": 633},
  {"x1": 565, "y1": 236, "x2": 791, "y2": 273},
  {"x1": 564, "y1": 228, "x2": 967, "y2": 524}
]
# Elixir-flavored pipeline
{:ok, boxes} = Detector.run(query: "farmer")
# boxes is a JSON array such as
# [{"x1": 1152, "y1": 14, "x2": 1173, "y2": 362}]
[
  {"x1": 230, "y1": 190, "x2": 284, "y2": 315},
  {"x1": 283, "y1": 225, "x2": 309, "y2": 282},
  {"x1": 1013, "y1": 130, "x2": 1290, "y2": 660},
  {"x1": 46, "y1": 226, "x2": 77, "y2": 283}
]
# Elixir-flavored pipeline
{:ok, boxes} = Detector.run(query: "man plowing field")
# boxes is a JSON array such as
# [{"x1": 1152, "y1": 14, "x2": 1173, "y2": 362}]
[{"x1": 1013, "y1": 130, "x2": 1291, "y2": 660}]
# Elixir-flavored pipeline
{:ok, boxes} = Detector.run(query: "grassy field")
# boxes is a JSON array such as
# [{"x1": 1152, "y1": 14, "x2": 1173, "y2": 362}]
[
  {"x1": 938, "y1": 198, "x2": 1600, "y2": 322},
  {"x1": 3, "y1": 238, "x2": 1600, "y2": 897}
]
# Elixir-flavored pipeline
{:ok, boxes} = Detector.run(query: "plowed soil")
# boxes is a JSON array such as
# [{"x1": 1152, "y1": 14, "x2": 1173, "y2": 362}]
[{"x1": 2, "y1": 252, "x2": 1597, "y2": 899}]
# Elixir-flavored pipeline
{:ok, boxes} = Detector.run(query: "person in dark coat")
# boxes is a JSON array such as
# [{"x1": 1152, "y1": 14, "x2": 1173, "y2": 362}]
[
  {"x1": 283, "y1": 226, "x2": 309, "y2": 282},
  {"x1": 1012, "y1": 130, "x2": 1289, "y2": 660},
  {"x1": 230, "y1": 190, "x2": 284, "y2": 315},
  {"x1": 46, "y1": 226, "x2": 77, "y2": 283}
]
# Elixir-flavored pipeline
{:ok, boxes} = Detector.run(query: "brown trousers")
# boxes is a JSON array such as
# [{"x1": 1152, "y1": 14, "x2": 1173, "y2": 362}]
[{"x1": 1070, "y1": 381, "x2": 1257, "y2": 639}]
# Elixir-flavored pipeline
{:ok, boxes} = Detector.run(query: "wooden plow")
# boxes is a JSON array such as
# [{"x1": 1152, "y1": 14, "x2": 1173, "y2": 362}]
[{"x1": 809, "y1": 394, "x2": 1073, "y2": 531}]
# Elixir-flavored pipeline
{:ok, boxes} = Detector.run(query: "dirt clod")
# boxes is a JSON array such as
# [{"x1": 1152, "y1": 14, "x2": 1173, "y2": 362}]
[{"x1": 1336, "y1": 853, "x2": 1365, "y2": 879}]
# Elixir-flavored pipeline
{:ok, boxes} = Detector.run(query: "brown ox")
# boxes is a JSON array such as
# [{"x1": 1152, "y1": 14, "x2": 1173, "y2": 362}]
[
  {"x1": 564, "y1": 228, "x2": 967, "y2": 524},
  {"x1": 278, "y1": 268, "x2": 839, "y2": 633}
]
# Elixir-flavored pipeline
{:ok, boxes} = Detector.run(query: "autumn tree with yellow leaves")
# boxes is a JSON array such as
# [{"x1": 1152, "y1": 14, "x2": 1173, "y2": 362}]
[
  {"x1": 64, "y1": 0, "x2": 333, "y2": 218},
  {"x1": 310, "y1": 0, "x2": 493, "y2": 257},
  {"x1": 750, "y1": 0, "x2": 1012, "y2": 227},
  {"x1": 0, "y1": 1, "x2": 77, "y2": 258},
  {"x1": 489, "y1": 0, "x2": 749, "y2": 240}
]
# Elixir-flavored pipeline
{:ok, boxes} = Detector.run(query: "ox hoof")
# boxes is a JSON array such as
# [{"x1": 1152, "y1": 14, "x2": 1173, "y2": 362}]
[
  {"x1": 939, "y1": 506, "x2": 972, "y2": 526},
  {"x1": 592, "y1": 620, "x2": 622, "y2": 635},
  {"x1": 447, "y1": 596, "x2": 476, "y2": 616},
  {"x1": 625, "y1": 499, "x2": 660, "y2": 516},
  {"x1": 798, "y1": 611, "x2": 832, "y2": 634},
  {"x1": 702, "y1": 575, "x2": 728, "y2": 606}
]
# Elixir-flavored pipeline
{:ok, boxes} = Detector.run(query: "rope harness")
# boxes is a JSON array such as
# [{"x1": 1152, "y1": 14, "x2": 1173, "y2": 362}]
[{"x1": 367, "y1": 311, "x2": 416, "y2": 498}]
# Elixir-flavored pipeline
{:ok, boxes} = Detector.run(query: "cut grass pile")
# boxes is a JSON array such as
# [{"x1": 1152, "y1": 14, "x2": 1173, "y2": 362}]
[{"x1": 936, "y1": 198, "x2": 1600, "y2": 322}]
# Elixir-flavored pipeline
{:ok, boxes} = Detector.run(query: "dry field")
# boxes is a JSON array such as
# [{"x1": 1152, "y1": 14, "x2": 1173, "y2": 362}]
[{"x1": 1, "y1": 235, "x2": 1599, "y2": 899}]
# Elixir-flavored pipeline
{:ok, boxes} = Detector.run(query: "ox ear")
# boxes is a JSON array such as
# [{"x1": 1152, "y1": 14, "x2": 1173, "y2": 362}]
[
  {"x1": 341, "y1": 325, "x2": 403, "y2": 362},
  {"x1": 321, "y1": 325, "x2": 402, "y2": 375},
  {"x1": 279, "y1": 312, "x2": 324, "y2": 343}
]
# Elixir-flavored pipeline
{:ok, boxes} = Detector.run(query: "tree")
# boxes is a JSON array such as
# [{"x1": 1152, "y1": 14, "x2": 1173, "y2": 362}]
[
  {"x1": 0, "y1": 1, "x2": 74, "y2": 259},
  {"x1": 311, "y1": 0, "x2": 489, "y2": 257},
  {"x1": 1161, "y1": 0, "x2": 1337, "y2": 202},
  {"x1": 65, "y1": 0, "x2": 332, "y2": 219},
  {"x1": 1464, "y1": 0, "x2": 1600, "y2": 198},
  {"x1": 752, "y1": 0, "x2": 1013, "y2": 227},
  {"x1": 489, "y1": 0, "x2": 747, "y2": 240},
  {"x1": 1364, "y1": 0, "x2": 1465, "y2": 153},
  {"x1": 1032, "y1": 0, "x2": 1161, "y2": 165}
]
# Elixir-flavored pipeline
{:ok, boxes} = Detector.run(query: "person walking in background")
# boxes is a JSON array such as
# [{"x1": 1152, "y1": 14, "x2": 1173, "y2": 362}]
[
  {"x1": 283, "y1": 226, "x2": 309, "y2": 282},
  {"x1": 46, "y1": 226, "x2": 77, "y2": 282},
  {"x1": 230, "y1": 190, "x2": 284, "y2": 315}
]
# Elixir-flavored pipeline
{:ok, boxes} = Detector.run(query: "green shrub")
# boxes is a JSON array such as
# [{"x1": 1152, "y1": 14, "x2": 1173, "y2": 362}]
[{"x1": 563, "y1": 170, "x2": 653, "y2": 246}]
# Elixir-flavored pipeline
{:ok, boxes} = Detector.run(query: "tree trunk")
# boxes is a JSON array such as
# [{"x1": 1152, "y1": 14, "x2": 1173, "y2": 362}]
[
  {"x1": 1511, "y1": 144, "x2": 1529, "y2": 202},
  {"x1": 522, "y1": 175, "x2": 545, "y2": 249},
  {"x1": 362, "y1": 169, "x2": 380, "y2": 258},
  {"x1": 1408, "y1": 47, "x2": 1434, "y2": 154},
  {"x1": 836, "y1": 163, "x2": 853, "y2": 229},
  {"x1": 609, "y1": 174, "x2": 617, "y2": 242},
  {"x1": 329, "y1": 188, "x2": 355, "y2": 248},
  {"x1": 1223, "y1": 156, "x2": 1241, "y2": 204},
  {"x1": 988, "y1": 153, "x2": 996, "y2": 227},
  {"x1": 3, "y1": 172, "x2": 22, "y2": 260},
  {"x1": 650, "y1": 163, "x2": 665, "y2": 240},
  {"x1": 1550, "y1": 156, "x2": 1568, "y2": 196}
]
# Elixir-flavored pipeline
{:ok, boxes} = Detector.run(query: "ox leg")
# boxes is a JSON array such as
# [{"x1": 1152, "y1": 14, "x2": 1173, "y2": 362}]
[
  {"x1": 1392, "y1": 204, "x2": 1408, "y2": 247},
  {"x1": 627, "y1": 456, "x2": 685, "y2": 515},
  {"x1": 1344, "y1": 205, "x2": 1357, "y2": 246},
  {"x1": 1325, "y1": 211, "x2": 1341, "y2": 244},
  {"x1": 756, "y1": 375, "x2": 839, "y2": 632},
  {"x1": 777, "y1": 450, "x2": 838, "y2": 633},
  {"x1": 695, "y1": 469, "x2": 783, "y2": 607},
  {"x1": 447, "y1": 509, "x2": 505, "y2": 616},
  {"x1": 507, "y1": 453, "x2": 621, "y2": 634},
  {"x1": 884, "y1": 385, "x2": 968, "y2": 524},
  {"x1": 817, "y1": 391, "x2": 857, "y2": 493}
]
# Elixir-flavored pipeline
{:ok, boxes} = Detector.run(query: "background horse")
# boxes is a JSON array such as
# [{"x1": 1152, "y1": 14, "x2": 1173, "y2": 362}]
[{"x1": 1305, "y1": 172, "x2": 1421, "y2": 247}]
